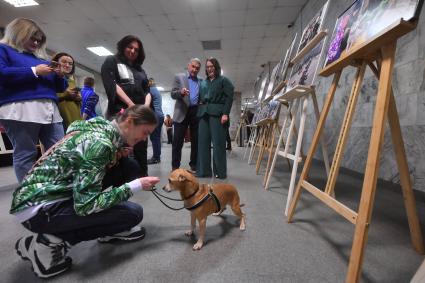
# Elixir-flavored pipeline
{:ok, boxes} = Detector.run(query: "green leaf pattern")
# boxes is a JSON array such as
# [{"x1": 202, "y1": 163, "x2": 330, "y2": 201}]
[{"x1": 10, "y1": 118, "x2": 133, "y2": 216}]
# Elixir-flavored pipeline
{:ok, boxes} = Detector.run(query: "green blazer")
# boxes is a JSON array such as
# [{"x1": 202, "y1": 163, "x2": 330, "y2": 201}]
[{"x1": 197, "y1": 76, "x2": 234, "y2": 117}]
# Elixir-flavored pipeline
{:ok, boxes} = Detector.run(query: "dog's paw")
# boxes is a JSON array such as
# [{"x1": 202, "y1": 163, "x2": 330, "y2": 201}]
[
  {"x1": 240, "y1": 218, "x2": 246, "y2": 230},
  {"x1": 193, "y1": 241, "x2": 203, "y2": 250},
  {"x1": 185, "y1": 230, "x2": 194, "y2": 236}
]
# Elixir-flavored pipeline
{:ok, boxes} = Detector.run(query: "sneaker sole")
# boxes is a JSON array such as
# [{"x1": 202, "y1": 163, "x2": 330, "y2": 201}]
[
  {"x1": 15, "y1": 236, "x2": 72, "y2": 278},
  {"x1": 16, "y1": 237, "x2": 29, "y2": 260},
  {"x1": 98, "y1": 232, "x2": 146, "y2": 243}
]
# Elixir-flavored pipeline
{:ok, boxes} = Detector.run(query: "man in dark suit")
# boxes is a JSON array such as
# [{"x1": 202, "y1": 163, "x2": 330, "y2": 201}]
[{"x1": 170, "y1": 58, "x2": 201, "y2": 171}]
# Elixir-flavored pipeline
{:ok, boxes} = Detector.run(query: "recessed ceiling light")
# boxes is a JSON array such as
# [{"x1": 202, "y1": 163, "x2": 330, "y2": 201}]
[
  {"x1": 86, "y1": 46, "x2": 113, "y2": 56},
  {"x1": 3, "y1": 0, "x2": 39, "y2": 7}
]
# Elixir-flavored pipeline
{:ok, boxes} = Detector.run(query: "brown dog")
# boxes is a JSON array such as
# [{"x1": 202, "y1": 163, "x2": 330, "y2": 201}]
[{"x1": 163, "y1": 169, "x2": 246, "y2": 250}]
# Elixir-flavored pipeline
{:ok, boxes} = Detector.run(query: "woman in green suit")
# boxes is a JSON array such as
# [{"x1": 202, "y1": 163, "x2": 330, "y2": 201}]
[{"x1": 197, "y1": 57, "x2": 234, "y2": 179}]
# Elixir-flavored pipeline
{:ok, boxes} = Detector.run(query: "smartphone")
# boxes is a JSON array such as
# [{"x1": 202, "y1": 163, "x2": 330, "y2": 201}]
[{"x1": 48, "y1": 61, "x2": 60, "y2": 68}]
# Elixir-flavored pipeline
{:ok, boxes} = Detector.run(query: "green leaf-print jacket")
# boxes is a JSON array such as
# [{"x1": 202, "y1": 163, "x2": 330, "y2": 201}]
[{"x1": 10, "y1": 117, "x2": 134, "y2": 216}]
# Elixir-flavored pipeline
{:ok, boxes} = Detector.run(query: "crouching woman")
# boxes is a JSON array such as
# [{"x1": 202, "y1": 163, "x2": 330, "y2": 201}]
[{"x1": 10, "y1": 105, "x2": 159, "y2": 278}]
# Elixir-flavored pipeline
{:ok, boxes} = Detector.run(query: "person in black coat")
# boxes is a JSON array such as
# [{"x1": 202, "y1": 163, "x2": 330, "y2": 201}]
[{"x1": 101, "y1": 35, "x2": 152, "y2": 176}]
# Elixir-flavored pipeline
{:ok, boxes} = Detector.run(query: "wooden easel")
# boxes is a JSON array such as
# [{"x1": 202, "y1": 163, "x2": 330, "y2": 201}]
[
  {"x1": 255, "y1": 114, "x2": 280, "y2": 174},
  {"x1": 264, "y1": 85, "x2": 330, "y2": 215},
  {"x1": 287, "y1": 20, "x2": 424, "y2": 283}
]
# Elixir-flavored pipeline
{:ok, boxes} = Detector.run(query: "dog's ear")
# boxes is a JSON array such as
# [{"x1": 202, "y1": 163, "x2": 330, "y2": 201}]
[{"x1": 178, "y1": 174, "x2": 187, "y2": 182}]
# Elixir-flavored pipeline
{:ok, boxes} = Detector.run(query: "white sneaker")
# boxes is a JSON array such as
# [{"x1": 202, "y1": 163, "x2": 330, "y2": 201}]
[
  {"x1": 98, "y1": 226, "x2": 146, "y2": 243},
  {"x1": 15, "y1": 234, "x2": 72, "y2": 278}
]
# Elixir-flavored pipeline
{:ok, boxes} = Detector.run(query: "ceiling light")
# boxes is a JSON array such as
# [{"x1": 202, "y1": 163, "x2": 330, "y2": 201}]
[
  {"x1": 3, "y1": 0, "x2": 39, "y2": 7},
  {"x1": 86, "y1": 46, "x2": 113, "y2": 56}
]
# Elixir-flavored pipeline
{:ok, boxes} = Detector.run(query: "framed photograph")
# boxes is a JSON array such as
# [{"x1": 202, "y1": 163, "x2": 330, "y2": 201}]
[
  {"x1": 347, "y1": 0, "x2": 424, "y2": 51},
  {"x1": 287, "y1": 38, "x2": 326, "y2": 90},
  {"x1": 297, "y1": 0, "x2": 329, "y2": 53},
  {"x1": 264, "y1": 63, "x2": 281, "y2": 100},
  {"x1": 252, "y1": 104, "x2": 263, "y2": 125},
  {"x1": 278, "y1": 33, "x2": 298, "y2": 85},
  {"x1": 257, "y1": 76, "x2": 269, "y2": 102},
  {"x1": 267, "y1": 100, "x2": 280, "y2": 120},
  {"x1": 324, "y1": 0, "x2": 363, "y2": 66}
]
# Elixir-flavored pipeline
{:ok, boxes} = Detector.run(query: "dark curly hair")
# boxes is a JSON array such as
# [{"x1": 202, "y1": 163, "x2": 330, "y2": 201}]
[
  {"x1": 205, "y1": 57, "x2": 221, "y2": 78},
  {"x1": 116, "y1": 35, "x2": 145, "y2": 66}
]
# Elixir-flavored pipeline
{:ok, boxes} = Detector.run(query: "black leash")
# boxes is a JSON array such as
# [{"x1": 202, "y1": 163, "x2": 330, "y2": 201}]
[{"x1": 149, "y1": 186, "x2": 186, "y2": 211}]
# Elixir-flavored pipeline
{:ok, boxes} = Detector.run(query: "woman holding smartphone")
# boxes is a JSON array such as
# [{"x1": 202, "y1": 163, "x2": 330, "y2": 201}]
[
  {"x1": 0, "y1": 18, "x2": 67, "y2": 183},
  {"x1": 52, "y1": 52, "x2": 82, "y2": 130}
]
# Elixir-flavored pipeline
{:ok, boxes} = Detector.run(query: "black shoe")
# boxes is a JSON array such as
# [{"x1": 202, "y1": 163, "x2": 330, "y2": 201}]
[
  {"x1": 147, "y1": 158, "x2": 160, "y2": 165},
  {"x1": 215, "y1": 174, "x2": 227, "y2": 179},
  {"x1": 190, "y1": 166, "x2": 196, "y2": 173},
  {"x1": 98, "y1": 226, "x2": 146, "y2": 243}
]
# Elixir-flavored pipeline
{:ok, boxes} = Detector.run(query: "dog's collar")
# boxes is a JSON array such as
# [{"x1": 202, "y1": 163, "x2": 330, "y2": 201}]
[
  {"x1": 182, "y1": 189, "x2": 198, "y2": 200},
  {"x1": 185, "y1": 184, "x2": 221, "y2": 213}
]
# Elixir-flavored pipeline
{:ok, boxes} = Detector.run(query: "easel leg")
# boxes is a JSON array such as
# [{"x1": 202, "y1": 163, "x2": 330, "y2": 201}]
[
  {"x1": 285, "y1": 97, "x2": 308, "y2": 216},
  {"x1": 264, "y1": 105, "x2": 292, "y2": 190},
  {"x1": 368, "y1": 61, "x2": 425, "y2": 255},
  {"x1": 287, "y1": 71, "x2": 342, "y2": 221},
  {"x1": 387, "y1": 92, "x2": 425, "y2": 254},
  {"x1": 263, "y1": 122, "x2": 277, "y2": 186},
  {"x1": 325, "y1": 63, "x2": 367, "y2": 196},
  {"x1": 311, "y1": 90, "x2": 331, "y2": 176},
  {"x1": 346, "y1": 42, "x2": 396, "y2": 283}
]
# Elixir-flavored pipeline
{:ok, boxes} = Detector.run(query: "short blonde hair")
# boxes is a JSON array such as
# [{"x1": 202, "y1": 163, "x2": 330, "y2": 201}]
[{"x1": 0, "y1": 18, "x2": 48, "y2": 59}]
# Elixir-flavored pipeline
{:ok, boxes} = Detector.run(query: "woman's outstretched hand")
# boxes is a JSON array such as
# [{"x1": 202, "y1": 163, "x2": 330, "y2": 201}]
[{"x1": 141, "y1": 176, "x2": 160, "y2": 190}]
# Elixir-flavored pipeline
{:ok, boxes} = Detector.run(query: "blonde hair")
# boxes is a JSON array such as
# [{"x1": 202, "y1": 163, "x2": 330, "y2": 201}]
[{"x1": 0, "y1": 18, "x2": 48, "y2": 59}]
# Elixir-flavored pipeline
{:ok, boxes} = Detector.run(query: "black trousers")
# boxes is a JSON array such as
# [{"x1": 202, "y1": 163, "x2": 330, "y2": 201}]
[
  {"x1": 172, "y1": 106, "x2": 198, "y2": 169},
  {"x1": 22, "y1": 157, "x2": 144, "y2": 245},
  {"x1": 166, "y1": 128, "x2": 173, "y2": 144},
  {"x1": 133, "y1": 140, "x2": 148, "y2": 177}
]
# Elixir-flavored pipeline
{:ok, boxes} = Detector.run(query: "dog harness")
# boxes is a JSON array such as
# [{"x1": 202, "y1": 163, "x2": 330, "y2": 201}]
[{"x1": 186, "y1": 184, "x2": 221, "y2": 213}]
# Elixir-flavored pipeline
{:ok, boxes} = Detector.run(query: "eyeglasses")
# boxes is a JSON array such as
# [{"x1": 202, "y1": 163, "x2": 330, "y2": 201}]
[
  {"x1": 30, "y1": 36, "x2": 43, "y2": 44},
  {"x1": 206, "y1": 65, "x2": 215, "y2": 69}
]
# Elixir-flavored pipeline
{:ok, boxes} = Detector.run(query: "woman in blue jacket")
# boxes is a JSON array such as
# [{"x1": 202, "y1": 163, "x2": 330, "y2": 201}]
[{"x1": 0, "y1": 18, "x2": 68, "y2": 183}]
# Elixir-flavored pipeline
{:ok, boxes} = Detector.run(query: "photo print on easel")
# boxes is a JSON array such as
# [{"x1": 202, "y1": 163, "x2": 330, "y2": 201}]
[
  {"x1": 347, "y1": 0, "x2": 424, "y2": 51},
  {"x1": 264, "y1": 63, "x2": 281, "y2": 101},
  {"x1": 325, "y1": 0, "x2": 363, "y2": 66},
  {"x1": 287, "y1": 38, "x2": 326, "y2": 90},
  {"x1": 297, "y1": 0, "x2": 329, "y2": 53},
  {"x1": 258, "y1": 76, "x2": 268, "y2": 102},
  {"x1": 273, "y1": 33, "x2": 298, "y2": 94}
]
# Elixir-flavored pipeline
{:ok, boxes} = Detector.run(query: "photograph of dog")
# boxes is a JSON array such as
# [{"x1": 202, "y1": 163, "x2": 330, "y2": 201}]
[{"x1": 163, "y1": 169, "x2": 246, "y2": 250}]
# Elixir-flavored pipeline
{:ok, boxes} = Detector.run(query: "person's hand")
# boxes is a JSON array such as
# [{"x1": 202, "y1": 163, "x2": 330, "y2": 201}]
[
  {"x1": 68, "y1": 88, "x2": 79, "y2": 99},
  {"x1": 221, "y1": 114, "x2": 228, "y2": 124},
  {"x1": 35, "y1": 64, "x2": 54, "y2": 76},
  {"x1": 140, "y1": 176, "x2": 160, "y2": 190},
  {"x1": 181, "y1": 88, "x2": 190, "y2": 97}
]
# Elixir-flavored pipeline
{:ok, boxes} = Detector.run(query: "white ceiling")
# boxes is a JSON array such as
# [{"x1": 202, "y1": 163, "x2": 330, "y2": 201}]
[{"x1": 0, "y1": 0, "x2": 307, "y2": 93}]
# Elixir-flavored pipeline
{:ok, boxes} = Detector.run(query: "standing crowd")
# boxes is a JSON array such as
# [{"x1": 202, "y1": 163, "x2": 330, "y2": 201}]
[{"x1": 0, "y1": 17, "x2": 234, "y2": 278}]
